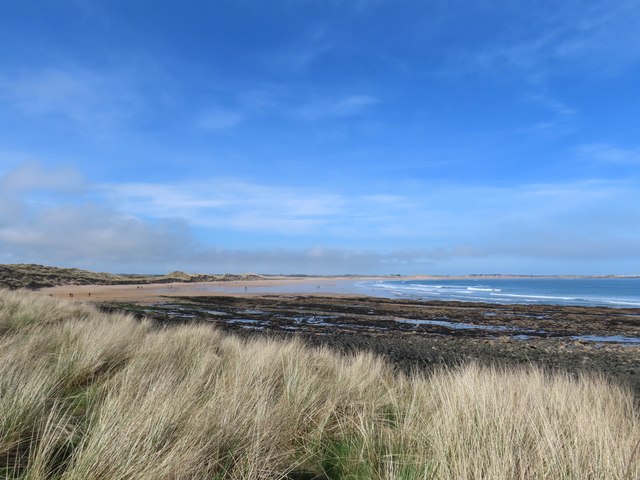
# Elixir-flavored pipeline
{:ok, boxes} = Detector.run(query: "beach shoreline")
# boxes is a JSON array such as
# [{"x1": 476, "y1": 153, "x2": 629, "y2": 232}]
[{"x1": 38, "y1": 274, "x2": 640, "y2": 307}]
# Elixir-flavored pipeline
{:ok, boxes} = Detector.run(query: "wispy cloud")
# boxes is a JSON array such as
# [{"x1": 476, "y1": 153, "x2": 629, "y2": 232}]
[
  {"x1": 188, "y1": 246, "x2": 443, "y2": 275},
  {"x1": 108, "y1": 180, "x2": 346, "y2": 234},
  {"x1": 507, "y1": 92, "x2": 577, "y2": 138},
  {"x1": 0, "y1": 68, "x2": 135, "y2": 127},
  {"x1": 577, "y1": 143, "x2": 640, "y2": 165},
  {"x1": 198, "y1": 108, "x2": 244, "y2": 130},
  {"x1": 296, "y1": 0, "x2": 389, "y2": 13},
  {"x1": 269, "y1": 26, "x2": 335, "y2": 74},
  {"x1": 456, "y1": 0, "x2": 640, "y2": 80},
  {"x1": 524, "y1": 93, "x2": 576, "y2": 116},
  {"x1": 294, "y1": 94, "x2": 378, "y2": 120}
]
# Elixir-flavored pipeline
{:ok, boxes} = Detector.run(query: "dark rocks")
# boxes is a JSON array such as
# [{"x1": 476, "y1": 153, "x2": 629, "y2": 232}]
[{"x1": 105, "y1": 294, "x2": 640, "y2": 396}]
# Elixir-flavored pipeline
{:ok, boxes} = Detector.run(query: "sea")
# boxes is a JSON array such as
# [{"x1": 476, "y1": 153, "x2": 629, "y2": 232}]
[
  {"x1": 367, "y1": 277, "x2": 640, "y2": 308},
  {"x1": 173, "y1": 276, "x2": 640, "y2": 308}
]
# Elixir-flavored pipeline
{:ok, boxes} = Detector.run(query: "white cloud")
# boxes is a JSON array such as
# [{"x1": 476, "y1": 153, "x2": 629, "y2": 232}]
[
  {"x1": 108, "y1": 180, "x2": 346, "y2": 234},
  {"x1": 0, "y1": 205, "x2": 191, "y2": 260},
  {"x1": 0, "y1": 163, "x2": 193, "y2": 268},
  {"x1": 104, "y1": 177, "x2": 640, "y2": 270},
  {"x1": 2, "y1": 162, "x2": 639, "y2": 273},
  {"x1": 0, "y1": 161, "x2": 85, "y2": 193}
]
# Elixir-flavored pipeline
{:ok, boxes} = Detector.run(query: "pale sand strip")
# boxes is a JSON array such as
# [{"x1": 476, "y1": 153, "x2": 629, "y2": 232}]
[{"x1": 38, "y1": 276, "x2": 417, "y2": 303}]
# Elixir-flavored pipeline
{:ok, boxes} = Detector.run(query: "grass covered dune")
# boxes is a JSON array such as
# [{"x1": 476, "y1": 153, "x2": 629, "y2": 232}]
[{"x1": 0, "y1": 290, "x2": 638, "y2": 479}]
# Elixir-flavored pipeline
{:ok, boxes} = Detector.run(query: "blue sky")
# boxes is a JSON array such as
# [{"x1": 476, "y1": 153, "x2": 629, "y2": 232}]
[{"x1": 1, "y1": 0, "x2": 639, "y2": 274}]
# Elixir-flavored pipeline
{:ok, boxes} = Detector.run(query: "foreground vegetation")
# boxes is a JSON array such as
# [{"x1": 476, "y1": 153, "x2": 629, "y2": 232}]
[{"x1": 0, "y1": 290, "x2": 638, "y2": 479}]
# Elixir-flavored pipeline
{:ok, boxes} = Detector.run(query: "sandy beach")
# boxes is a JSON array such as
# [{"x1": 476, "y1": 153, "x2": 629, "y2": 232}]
[{"x1": 39, "y1": 276, "x2": 390, "y2": 303}]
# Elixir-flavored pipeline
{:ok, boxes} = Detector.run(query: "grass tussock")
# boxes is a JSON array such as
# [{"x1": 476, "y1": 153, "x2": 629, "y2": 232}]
[{"x1": 0, "y1": 289, "x2": 638, "y2": 479}]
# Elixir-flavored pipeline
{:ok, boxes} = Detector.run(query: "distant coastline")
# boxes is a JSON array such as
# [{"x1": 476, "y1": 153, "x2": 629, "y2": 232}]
[{"x1": 1, "y1": 263, "x2": 639, "y2": 292}]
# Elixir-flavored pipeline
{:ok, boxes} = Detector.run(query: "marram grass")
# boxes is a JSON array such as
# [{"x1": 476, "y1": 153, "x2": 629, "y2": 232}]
[{"x1": 0, "y1": 289, "x2": 638, "y2": 479}]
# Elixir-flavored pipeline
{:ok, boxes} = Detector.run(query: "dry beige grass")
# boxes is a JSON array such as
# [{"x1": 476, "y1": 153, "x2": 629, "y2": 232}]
[{"x1": 0, "y1": 289, "x2": 638, "y2": 479}]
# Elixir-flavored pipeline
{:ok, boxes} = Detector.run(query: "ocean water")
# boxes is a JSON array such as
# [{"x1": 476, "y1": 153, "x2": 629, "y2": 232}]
[{"x1": 368, "y1": 277, "x2": 640, "y2": 308}]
